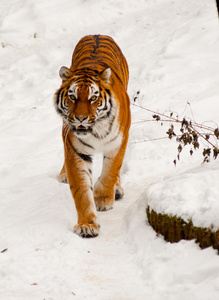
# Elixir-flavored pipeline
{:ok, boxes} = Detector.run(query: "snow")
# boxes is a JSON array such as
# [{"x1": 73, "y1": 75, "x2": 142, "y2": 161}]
[
  {"x1": 1, "y1": 0, "x2": 219, "y2": 299},
  {"x1": 146, "y1": 161, "x2": 219, "y2": 230}
]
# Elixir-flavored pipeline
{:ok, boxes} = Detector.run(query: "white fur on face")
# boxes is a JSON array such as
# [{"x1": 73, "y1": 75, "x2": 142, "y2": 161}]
[{"x1": 88, "y1": 83, "x2": 100, "y2": 101}]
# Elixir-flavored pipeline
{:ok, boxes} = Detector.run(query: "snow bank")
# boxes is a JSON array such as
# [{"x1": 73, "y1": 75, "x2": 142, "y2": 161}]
[{"x1": 145, "y1": 161, "x2": 219, "y2": 230}]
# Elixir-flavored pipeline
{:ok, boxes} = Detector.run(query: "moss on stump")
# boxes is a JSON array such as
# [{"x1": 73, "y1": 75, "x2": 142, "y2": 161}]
[{"x1": 146, "y1": 206, "x2": 219, "y2": 253}]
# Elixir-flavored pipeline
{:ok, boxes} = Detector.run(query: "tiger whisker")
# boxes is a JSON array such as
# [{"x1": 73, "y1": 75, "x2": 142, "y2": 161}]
[{"x1": 63, "y1": 122, "x2": 71, "y2": 150}]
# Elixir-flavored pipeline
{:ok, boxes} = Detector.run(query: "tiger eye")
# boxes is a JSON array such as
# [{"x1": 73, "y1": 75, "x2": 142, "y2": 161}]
[
  {"x1": 69, "y1": 95, "x2": 76, "y2": 101},
  {"x1": 90, "y1": 96, "x2": 98, "y2": 102}
]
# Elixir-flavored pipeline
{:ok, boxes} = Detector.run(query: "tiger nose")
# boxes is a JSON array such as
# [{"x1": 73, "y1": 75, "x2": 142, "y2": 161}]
[{"x1": 76, "y1": 115, "x2": 87, "y2": 122}]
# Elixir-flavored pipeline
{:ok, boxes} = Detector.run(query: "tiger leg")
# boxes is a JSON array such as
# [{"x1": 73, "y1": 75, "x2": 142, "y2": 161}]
[
  {"x1": 94, "y1": 137, "x2": 128, "y2": 211},
  {"x1": 58, "y1": 122, "x2": 69, "y2": 183},
  {"x1": 64, "y1": 143, "x2": 99, "y2": 237},
  {"x1": 61, "y1": 157, "x2": 124, "y2": 195}
]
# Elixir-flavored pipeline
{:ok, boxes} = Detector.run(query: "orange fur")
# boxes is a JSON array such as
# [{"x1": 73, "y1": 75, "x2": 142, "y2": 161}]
[{"x1": 55, "y1": 35, "x2": 131, "y2": 237}]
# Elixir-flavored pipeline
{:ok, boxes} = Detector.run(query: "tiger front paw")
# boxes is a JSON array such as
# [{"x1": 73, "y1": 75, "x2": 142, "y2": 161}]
[
  {"x1": 115, "y1": 185, "x2": 124, "y2": 200},
  {"x1": 94, "y1": 195, "x2": 114, "y2": 211},
  {"x1": 58, "y1": 172, "x2": 68, "y2": 183},
  {"x1": 94, "y1": 180, "x2": 115, "y2": 211},
  {"x1": 73, "y1": 222, "x2": 100, "y2": 238},
  {"x1": 58, "y1": 164, "x2": 68, "y2": 183}
]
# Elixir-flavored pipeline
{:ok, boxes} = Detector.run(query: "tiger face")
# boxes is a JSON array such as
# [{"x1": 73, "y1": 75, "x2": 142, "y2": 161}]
[{"x1": 55, "y1": 67, "x2": 113, "y2": 139}]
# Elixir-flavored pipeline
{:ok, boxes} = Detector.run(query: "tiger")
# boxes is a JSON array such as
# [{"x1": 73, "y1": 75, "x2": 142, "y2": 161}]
[{"x1": 54, "y1": 35, "x2": 131, "y2": 238}]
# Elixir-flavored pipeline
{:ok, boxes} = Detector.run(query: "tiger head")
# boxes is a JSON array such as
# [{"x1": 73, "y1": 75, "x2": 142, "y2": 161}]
[{"x1": 54, "y1": 66, "x2": 113, "y2": 139}]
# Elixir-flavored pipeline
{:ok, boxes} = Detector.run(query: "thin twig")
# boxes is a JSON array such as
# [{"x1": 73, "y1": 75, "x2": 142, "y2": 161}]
[
  {"x1": 132, "y1": 103, "x2": 217, "y2": 132},
  {"x1": 190, "y1": 124, "x2": 219, "y2": 151}
]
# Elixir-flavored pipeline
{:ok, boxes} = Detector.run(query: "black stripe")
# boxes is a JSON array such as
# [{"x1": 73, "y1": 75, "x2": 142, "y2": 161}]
[
  {"x1": 55, "y1": 106, "x2": 63, "y2": 116},
  {"x1": 108, "y1": 98, "x2": 112, "y2": 114},
  {"x1": 105, "y1": 89, "x2": 111, "y2": 96},
  {"x1": 105, "y1": 133, "x2": 119, "y2": 145},
  {"x1": 73, "y1": 146, "x2": 92, "y2": 162},
  {"x1": 77, "y1": 152, "x2": 92, "y2": 162},
  {"x1": 55, "y1": 90, "x2": 65, "y2": 116},
  {"x1": 98, "y1": 98, "x2": 112, "y2": 119},
  {"x1": 80, "y1": 169, "x2": 92, "y2": 177},
  {"x1": 78, "y1": 138, "x2": 94, "y2": 149},
  {"x1": 102, "y1": 95, "x2": 108, "y2": 111},
  {"x1": 93, "y1": 35, "x2": 100, "y2": 53},
  {"x1": 92, "y1": 114, "x2": 115, "y2": 139}
]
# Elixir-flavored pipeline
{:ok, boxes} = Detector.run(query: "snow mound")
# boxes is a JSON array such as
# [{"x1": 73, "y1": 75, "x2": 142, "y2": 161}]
[{"x1": 146, "y1": 161, "x2": 219, "y2": 230}]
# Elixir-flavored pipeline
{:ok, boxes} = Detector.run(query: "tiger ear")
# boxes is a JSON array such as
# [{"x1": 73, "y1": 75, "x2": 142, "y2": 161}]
[
  {"x1": 100, "y1": 68, "x2": 111, "y2": 83},
  {"x1": 59, "y1": 66, "x2": 73, "y2": 81}
]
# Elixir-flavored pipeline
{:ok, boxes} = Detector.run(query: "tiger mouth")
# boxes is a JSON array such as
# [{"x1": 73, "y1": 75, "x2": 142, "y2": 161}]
[
  {"x1": 73, "y1": 125, "x2": 92, "y2": 135},
  {"x1": 76, "y1": 125, "x2": 89, "y2": 130}
]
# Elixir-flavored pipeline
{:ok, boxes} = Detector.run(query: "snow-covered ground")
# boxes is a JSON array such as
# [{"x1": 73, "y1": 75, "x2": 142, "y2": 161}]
[{"x1": 1, "y1": 0, "x2": 219, "y2": 299}]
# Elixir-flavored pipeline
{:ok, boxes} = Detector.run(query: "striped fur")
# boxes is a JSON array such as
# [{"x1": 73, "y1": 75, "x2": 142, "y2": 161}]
[{"x1": 54, "y1": 35, "x2": 131, "y2": 237}]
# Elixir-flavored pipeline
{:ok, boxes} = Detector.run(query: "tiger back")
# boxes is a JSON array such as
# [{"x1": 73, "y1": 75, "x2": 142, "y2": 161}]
[
  {"x1": 71, "y1": 35, "x2": 129, "y2": 89},
  {"x1": 54, "y1": 35, "x2": 131, "y2": 238}
]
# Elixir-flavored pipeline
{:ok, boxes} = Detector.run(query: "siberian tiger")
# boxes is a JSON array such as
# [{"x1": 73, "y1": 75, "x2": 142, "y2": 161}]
[{"x1": 54, "y1": 35, "x2": 131, "y2": 237}]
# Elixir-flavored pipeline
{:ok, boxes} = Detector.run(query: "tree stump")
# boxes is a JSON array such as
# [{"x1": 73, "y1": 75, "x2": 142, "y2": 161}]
[{"x1": 146, "y1": 205, "x2": 219, "y2": 253}]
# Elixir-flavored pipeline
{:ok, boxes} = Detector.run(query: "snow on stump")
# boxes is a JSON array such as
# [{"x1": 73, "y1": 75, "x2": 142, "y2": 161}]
[{"x1": 145, "y1": 162, "x2": 219, "y2": 253}]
